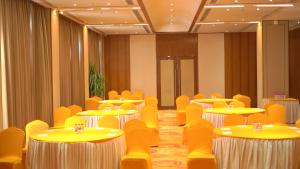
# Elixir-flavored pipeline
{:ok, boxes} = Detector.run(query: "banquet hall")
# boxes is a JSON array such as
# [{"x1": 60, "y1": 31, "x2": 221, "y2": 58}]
[{"x1": 0, "y1": 0, "x2": 300, "y2": 169}]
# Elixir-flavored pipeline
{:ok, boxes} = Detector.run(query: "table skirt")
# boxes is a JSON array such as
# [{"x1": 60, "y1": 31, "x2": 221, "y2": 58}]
[
  {"x1": 262, "y1": 99, "x2": 300, "y2": 123},
  {"x1": 202, "y1": 112, "x2": 247, "y2": 128},
  {"x1": 213, "y1": 137, "x2": 300, "y2": 169},
  {"x1": 82, "y1": 113, "x2": 140, "y2": 129},
  {"x1": 27, "y1": 136, "x2": 126, "y2": 169}
]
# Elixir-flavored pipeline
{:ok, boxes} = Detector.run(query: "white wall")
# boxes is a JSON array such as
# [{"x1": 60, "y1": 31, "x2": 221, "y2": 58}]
[
  {"x1": 130, "y1": 35, "x2": 157, "y2": 97},
  {"x1": 198, "y1": 34, "x2": 225, "y2": 97}
]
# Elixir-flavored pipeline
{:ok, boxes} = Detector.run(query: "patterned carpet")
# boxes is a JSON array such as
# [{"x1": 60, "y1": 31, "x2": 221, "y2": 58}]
[{"x1": 150, "y1": 110, "x2": 188, "y2": 169}]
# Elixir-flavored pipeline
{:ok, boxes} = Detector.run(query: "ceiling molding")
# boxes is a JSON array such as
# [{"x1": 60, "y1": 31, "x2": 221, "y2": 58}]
[
  {"x1": 136, "y1": 0, "x2": 155, "y2": 33},
  {"x1": 189, "y1": 0, "x2": 208, "y2": 32},
  {"x1": 62, "y1": 12, "x2": 86, "y2": 25},
  {"x1": 32, "y1": 0, "x2": 54, "y2": 8}
]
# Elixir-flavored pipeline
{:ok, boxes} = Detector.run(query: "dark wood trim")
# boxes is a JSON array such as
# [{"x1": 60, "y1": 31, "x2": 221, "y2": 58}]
[
  {"x1": 136, "y1": 0, "x2": 155, "y2": 33},
  {"x1": 188, "y1": 0, "x2": 208, "y2": 32}
]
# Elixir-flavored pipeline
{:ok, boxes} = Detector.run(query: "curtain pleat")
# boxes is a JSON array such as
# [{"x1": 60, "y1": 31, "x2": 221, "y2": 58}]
[
  {"x1": 59, "y1": 16, "x2": 85, "y2": 107},
  {"x1": 0, "y1": 0, "x2": 52, "y2": 128},
  {"x1": 88, "y1": 30, "x2": 104, "y2": 74}
]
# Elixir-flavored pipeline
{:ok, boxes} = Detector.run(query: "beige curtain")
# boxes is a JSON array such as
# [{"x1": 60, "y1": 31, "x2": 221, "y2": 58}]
[
  {"x1": 88, "y1": 30, "x2": 104, "y2": 74},
  {"x1": 59, "y1": 16, "x2": 85, "y2": 107},
  {"x1": 0, "y1": 6, "x2": 3, "y2": 129},
  {"x1": 0, "y1": 0, "x2": 53, "y2": 128}
]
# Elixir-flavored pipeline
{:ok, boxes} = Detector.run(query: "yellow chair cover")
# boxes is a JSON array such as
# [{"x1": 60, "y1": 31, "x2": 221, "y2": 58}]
[
  {"x1": 141, "y1": 106, "x2": 159, "y2": 146},
  {"x1": 183, "y1": 104, "x2": 203, "y2": 144},
  {"x1": 98, "y1": 116, "x2": 119, "y2": 129},
  {"x1": 0, "y1": 127, "x2": 24, "y2": 169},
  {"x1": 124, "y1": 119, "x2": 147, "y2": 135},
  {"x1": 176, "y1": 95, "x2": 190, "y2": 126},
  {"x1": 64, "y1": 116, "x2": 86, "y2": 128},
  {"x1": 132, "y1": 91, "x2": 144, "y2": 100},
  {"x1": 91, "y1": 96, "x2": 102, "y2": 101},
  {"x1": 210, "y1": 92, "x2": 223, "y2": 98},
  {"x1": 229, "y1": 100, "x2": 245, "y2": 108},
  {"x1": 121, "y1": 90, "x2": 132, "y2": 99},
  {"x1": 53, "y1": 107, "x2": 71, "y2": 127},
  {"x1": 193, "y1": 93, "x2": 206, "y2": 99},
  {"x1": 85, "y1": 98, "x2": 99, "y2": 110},
  {"x1": 296, "y1": 119, "x2": 300, "y2": 128},
  {"x1": 98, "y1": 103, "x2": 114, "y2": 110},
  {"x1": 223, "y1": 114, "x2": 245, "y2": 126},
  {"x1": 120, "y1": 103, "x2": 137, "y2": 110},
  {"x1": 233, "y1": 94, "x2": 251, "y2": 107},
  {"x1": 144, "y1": 96, "x2": 158, "y2": 110},
  {"x1": 247, "y1": 113, "x2": 268, "y2": 124},
  {"x1": 108, "y1": 90, "x2": 120, "y2": 100},
  {"x1": 267, "y1": 104, "x2": 286, "y2": 124},
  {"x1": 67, "y1": 105, "x2": 83, "y2": 116},
  {"x1": 25, "y1": 120, "x2": 49, "y2": 148}
]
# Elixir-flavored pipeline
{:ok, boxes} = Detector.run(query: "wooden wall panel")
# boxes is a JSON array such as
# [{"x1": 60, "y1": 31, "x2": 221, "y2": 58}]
[
  {"x1": 225, "y1": 32, "x2": 257, "y2": 107},
  {"x1": 104, "y1": 35, "x2": 130, "y2": 95},
  {"x1": 289, "y1": 27, "x2": 300, "y2": 100}
]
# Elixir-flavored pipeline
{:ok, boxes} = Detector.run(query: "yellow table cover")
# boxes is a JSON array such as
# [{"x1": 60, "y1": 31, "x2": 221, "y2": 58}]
[
  {"x1": 214, "y1": 125, "x2": 300, "y2": 140},
  {"x1": 30, "y1": 127, "x2": 124, "y2": 143},
  {"x1": 192, "y1": 98, "x2": 233, "y2": 104},
  {"x1": 204, "y1": 107, "x2": 265, "y2": 115},
  {"x1": 99, "y1": 99, "x2": 144, "y2": 105},
  {"x1": 76, "y1": 109, "x2": 137, "y2": 116}
]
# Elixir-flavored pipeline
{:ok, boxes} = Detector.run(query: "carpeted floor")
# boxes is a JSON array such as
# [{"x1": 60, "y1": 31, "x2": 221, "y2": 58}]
[{"x1": 150, "y1": 110, "x2": 188, "y2": 169}]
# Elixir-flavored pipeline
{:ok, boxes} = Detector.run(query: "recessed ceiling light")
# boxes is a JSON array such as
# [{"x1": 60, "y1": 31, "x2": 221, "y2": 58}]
[
  {"x1": 107, "y1": 2, "x2": 111, "y2": 6},
  {"x1": 234, "y1": 23, "x2": 238, "y2": 26},
  {"x1": 114, "y1": 10, "x2": 118, "y2": 14},
  {"x1": 204, "y1": 4, "x2": 245, "y2": 8},
  {"x1": 256, "y1": 7, "x2": 260, "y2": 11},
  {"x1": 73, "y1": 3, "x2": 77, "y2": 7},
  {"x1": 59, "y1": 10, "x2": 63, "y2": 14},
  {"x1": 234, "y1": 0, "x2": 238, "y2": 2},
  {"x1": 216, "y1": 19, "x2": 220, "y2": 21},
  {"x1": 242, "y1": 18, "x2": 245, "y2": 21},
  {"x1": 170, "y1": 3, "x2": 174, "y2": 6},
  {"x1": 226, "y1": 8, "x2": 230, "y2": 11},
  {"x1": 170, "y1": 8, "x2": 174, "y2": 12},
  {"x1": 297, "y1": 20, "x2": 300, "y2": 24},
  {"x1": 269, "y1": 0, "x2": 272, "y2": 1},
  {"x1": 100, "y1": 21, "x2": 104, "y2": 24},
  {"x1": 254, "y1": 4, "x2": 294, "y2": 7},
  {"x1": 87, "y1": 8, "x2": 94, "y2": 11},
  {"x1": 101, "y1": 7, "x2": 110, "y2": 10}
]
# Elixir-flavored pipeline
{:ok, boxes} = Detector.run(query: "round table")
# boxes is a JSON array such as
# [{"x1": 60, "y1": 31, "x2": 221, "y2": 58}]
[
  {"x1": 27, "y1": 128, "x2": 125, "y2": 169},
  {"x1": 191, "y1": 98, "x2": 233, "y2": 109},
  {"x1": 99, "y1": 99, "x2": 145, "y2": 111},
  {"x1": 203, "y1": 107, "x2": 265, "y2": 127},
  {"x1": 263, "y1": 98, "x2": 300, "y2": 124},
  {"x1": 213, "y1": 125, "x2": 300, "y2": 169},
  {"x1": 77, "y1": 109, "x2": 139, "y2": 129}
]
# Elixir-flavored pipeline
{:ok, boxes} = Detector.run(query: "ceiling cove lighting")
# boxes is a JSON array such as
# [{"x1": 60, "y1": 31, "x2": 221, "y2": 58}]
[
  {"x1": 196, "y1": 22, "x2": 225, "y2": 25},
  {"x1": 196, "y1": 21, "x2": 260, "y2": 25},
  {"x1": 204, "y1": 4, "x2": 245, "y2": 8},
  {"x1": 254, "y1": 4, "x2": 294, "y2": 7}
]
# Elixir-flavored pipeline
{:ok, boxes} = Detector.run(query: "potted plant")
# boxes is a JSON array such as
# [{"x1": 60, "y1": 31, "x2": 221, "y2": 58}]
[{"x1": 89, "y1": 64, "x2": 105, "y2": 98}]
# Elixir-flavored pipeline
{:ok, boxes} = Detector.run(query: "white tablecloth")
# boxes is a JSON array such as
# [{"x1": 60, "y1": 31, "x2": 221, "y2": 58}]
[
  {"x1": 262, "y1": 98, "x2": 300, "y2": 123},
  {"x1": 202, "y1": 112, "x2": 247, "y2": 128},
  {"x1": 213, "y1": 137, "x2": 300, "y2": 169},
  {"x1": 82, "y1": 113, "x2": 140, "y2": 129},
  {"x1": 27, "y1": 136, "x2": 126, "y2": 169}
]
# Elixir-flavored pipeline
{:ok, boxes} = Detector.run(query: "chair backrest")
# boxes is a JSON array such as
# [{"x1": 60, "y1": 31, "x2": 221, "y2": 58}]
[
  {"x1": 85, "y1": 98, "x2": 99, "y2": 110},
  {"x1": 176, "y1": 95, "x2": 190, "y2": 111},
  {"x1": 223, "y1": 114, "x2": 245, "y2": 126},
  {"x1": 65, "y1": 116, "x2": 86, "y2": 128},
  {"x1": 189, "y1": 119, "x2": 214, "y2": 130},
  {"x1": 187, "y1": 124, "x2": 213, "y2": 154},
  {"x1": 67, "y1": 105, "x2": 83, "y2": 116},
  {"x1": 91, "y1": 96, "x2": 102, "y2": 101},
  {"x1": 53, "y1": 107, "x2": 72, "y2": 127},
  {"x1": 141, "y1": 106, "x2": 158, "y2": 128},
  {"x1": 211, "y1": 92, "x2": 224, "y2": 98},
  {"x1": 247, "y1": 113, "x2": 268, "y2": 124},
  {"x1": 264, "y1": 102, "x2": 275, "y2": 115},
  {"x1": 233, "y1": 94, "x2": 251, "y2": 107},
  {"x1": 296, "y1": 119, "x2": 300, "y2": 128},
  {"x1": 229, "y1": 100, "x2": 245, "y2": 108},
  {"x1": 121, "y1": 90, "x2": 132, "y2": 99},
  {"x1": 124, "y1": 119, "x2": 147, "y2": 135},
  {"x1": 108, "y1": 90, "x2": 119, "y2": 100},
  {"x1": 125, "y1": 127, "x2": 150, "y2": 155},
  {"x1": 98, "y1": 103, "x2": 114, "y2": 110},
  {"x1": 145, "y1": 96, "x2": 158, "y2": 109},
  {"x1": 267, "y1": 104, "x2": 286, "y2": 124},
  {"x1": 132, "y1": 91, "x2": 144, "y2": 100},
  {"x1": 0, "y1": 127, "x2": 24, "y2": 158},
  {"x1": 25, "y1": 120, "x2": 49, "y2": 148},
  {"x1": 186, "y1": 104, "x2": 203, "y2": 124},
  {"x1": 193, "y1": 93, "x2": 206, "y2": 99},
  {"x1": 212, "y1": 101, "x2": 228, "y2": 108},
  {"x1": 98, "y1": 116, "x2": 119, "y2": 129},
  {"x1": 120, "y1": 103, "x2": 137, "y2": 110}
]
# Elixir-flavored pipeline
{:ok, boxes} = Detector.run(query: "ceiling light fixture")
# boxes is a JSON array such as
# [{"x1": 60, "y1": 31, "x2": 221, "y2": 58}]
[
  {"x1": 87, "y1": 8, "x2": 94, "y2": 11},
  {"x1": 73, "y1": 3, "x2": 77, "y2": 7},
  {"x1": 131, "y1": 7, "x2": 141, "y2": 10},
  {"x1": 196, "y1": 22, "x2": 225, "y2": 25},
  {"x1": 101, "y1": 7, "x2": 111, "y2": 10},
  {"x1": 254, "y1": 4, "x2": 294, "y2": 7},
  {"x1": 256, "y1": 7, "x2": 260, "y2": 11},
  {"x1": 107, "y1": 2, "x2": 111, "y2": 6},
  {"x1": 204, "y1": 4, "x2": 244, "y2": 8},
  {"x1": 133, "y1": 23, "x2": 149, "y2": 26}
]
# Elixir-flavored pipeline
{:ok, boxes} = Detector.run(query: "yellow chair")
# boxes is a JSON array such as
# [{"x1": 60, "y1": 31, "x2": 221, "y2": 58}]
[
  {"x1": 53, "y1": 107, "x2": 72, "y2": 128},
  {"x1": 296, "y1": 119, "x2": 300, "y2": 128},
  {"x1": 187, "y1": 122, "x2": 216, "y2": 169},
  {"x1": 124, "y1": 119, "x2": 147, "y2": 135},
  {"x1": 85, "y1": 98, "x2": 99, "y2": 110},
  {"x1": 0, "y1": 128, "x2": 25, "y2": 169},
  {"x1": 267, "y1": 104, "x2": 286, "y2": 124},
  {"x1": 131, "y1": 91, "x2": 144, "y2": 100},
  {"x1": 141, "y1": 106, "x2": 159, "y2": 146},
  {"x1": 247, "y1": 113, "x2": 268, "y2": 124},
  {"x1": 233, "y1": 94, "x2": 251, "y2": 107},
  {"x1": 223, "y1": 114, "x2": 245, "y2": 126},
  {"x1": 212, "y1": 101, "x2": 227, "y2": 108},
  {"x1": 210, "y1": 92, "x2": 223, "y2": 98},
  {"x1": 183, "y1": 104, "x2": 203, "y2": 144},
  {"x1": 91, "y1": 96, "x2": 102, "y2": 101},
  {"x1": 121, "y1": 127, "x2": 152, "y2": 169},
  {"x1": 120, "y1": 103, "x2": 137, "y2": 110},
  {"x1": 144, "y1": 96, "x2": 158, "y2": 110},
  {"x1": 264, "y1": 102, "x2": 275, "y2": 115},
  {"x1": 121, "y1": 90, "x2": 132, "y2": 99},
  {"x1": 98, "y1": 116, "x2": 119, "y2": 129},
  {"x1": 64, "y1": 116, "x2": 86, "y2": 128},
  {"x1": 193, "y1": 93, "x2": 206, "y2": 99},
  {"x1": 108, "y1": 90, "x2": 119, "y2": 100},
  {"x1": 67, "y1": 104, "x2": 83, "y2": 116},
  {"x1": 176, "y1": 95, "x2": 190, "y2": 126},
  {"x1": 25, "y1": 120, "x2": 49, "y2": 149},
  {"x1": 229, "y1": 100, "x2": 245, "y2": 108},
  {"x1": 98, "y1": 103, "x2": 114, "y2": 110}
]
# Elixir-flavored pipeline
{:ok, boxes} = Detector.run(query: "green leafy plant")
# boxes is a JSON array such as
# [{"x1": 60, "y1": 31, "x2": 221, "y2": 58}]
[{"x1": 89, "y1": 64, "x2": 105, "y2": 98}]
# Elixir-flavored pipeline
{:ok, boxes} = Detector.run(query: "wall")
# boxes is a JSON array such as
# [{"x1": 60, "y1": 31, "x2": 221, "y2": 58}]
[
  {"x1": 198, "y1": 34, "x2": 225, "y2": 97},
  {"x1": 130, "y1": 35, "x2": 157, "y2": 97},
  {"x1": 289, "y1": 27, "x2": 300, "y2": 100}
]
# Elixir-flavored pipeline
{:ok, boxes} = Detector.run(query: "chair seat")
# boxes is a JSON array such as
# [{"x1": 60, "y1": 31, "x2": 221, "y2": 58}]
[
  {"x1": 0, "y1": 156, "x2": 22, "y2": 164},
  {"x1": 121, "y1": 153, "x2": 152, "y2": 169},
  {"x1": 188, "y1": 153, "x2": 216, "y2": 169},
  {"x1": 176, "y1": 110, "x2": 186, "y2": 126}
]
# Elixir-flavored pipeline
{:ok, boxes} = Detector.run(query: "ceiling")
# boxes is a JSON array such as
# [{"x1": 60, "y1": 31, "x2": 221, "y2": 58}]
[{"x1": 33, "y1": 0, "x2": 300, "y2": 34}]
